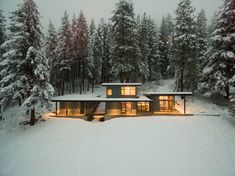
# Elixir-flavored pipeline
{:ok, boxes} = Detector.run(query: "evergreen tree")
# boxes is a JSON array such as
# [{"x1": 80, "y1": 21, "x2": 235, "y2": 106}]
[
  {"x1": 170, "y1": 0, "x2": 198, "y2": 92},
  {"x1": 0, "y1": 0, "x2": 54, "y2": 125},
  {"x1": 55, "y1": 11, "x2": 74, "y2": 95},
  {"x1": 89, "y1": 19, "x2": 96, "y2": 36},
  {"x1": 22, "y1": 47, "x2": 54, "y2": 125},
  {"x1": 199, "y1": 0, "x2": 235, "y2": 100},
  {"x1": 195, "y1": 9, "x2": 208, "y2": 71},
  {"x1": 137, "y1": 13, "x2": 150, "y2": 82},
  {"x1": 75, "y1": 11, "x2": 89, "y2": 93},
  {"x1": 87, "y1": 19, "x2": 98, "y2": 91},
  {"x1": 159, "y1": 14, "x2": 174, "y2": 78},
  {"x1": 0, "y1": 9, "x2": 6, "y2": 119},
  {"x1": 207, "y1": 11, "x2": 218, "y2": 36},
  {"x1": 0, "y1": 9, "x2": 6, "y2": 56},
  {"x1": 111, "y1": 0, "x2": 140, "y2": 82},
  {"x1": 98, "y1": 19, "x2": 112, "y2": 83},
  {"x1": 143, "y1": 16, "x2": 160, "y2": 81},
  {"x1": 45, "y1": 20, "x2": 58, "y2": 86}
]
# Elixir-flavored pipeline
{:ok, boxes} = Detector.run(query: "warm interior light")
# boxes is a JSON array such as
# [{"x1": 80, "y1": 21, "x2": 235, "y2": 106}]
[
  {"x1": 159, "y1": 96, "x2": 174, "y2": 111},
  {"x1": 121, "y1": 86, "x2": 136, "y2": 96},
  {"x1": 137, "y1": 102, "x2": 150, "y2": 111},
  {"x1": 107, "y1": 88, "x2": 112, "y2": 96}
]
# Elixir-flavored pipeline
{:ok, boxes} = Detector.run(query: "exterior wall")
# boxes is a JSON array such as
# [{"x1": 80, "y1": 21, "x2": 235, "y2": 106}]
[
  {"x1": 145, "y1": 95, "x2": 159, "y2": 112},
  {"x1": 106, "y1": 102, "x2": 137, "y2": 115},
  {"x1": 106, "y1": 86, "x2": 138, "y2": 98}
]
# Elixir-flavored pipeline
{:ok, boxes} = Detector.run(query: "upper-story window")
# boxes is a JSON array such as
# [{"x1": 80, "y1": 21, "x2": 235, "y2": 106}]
[
  {"x1": 121, "y1": 86, "x2": 136, "y2": 96},
  {"x1": 107, "y1": 88, "x2": 112, "y2": 96}
]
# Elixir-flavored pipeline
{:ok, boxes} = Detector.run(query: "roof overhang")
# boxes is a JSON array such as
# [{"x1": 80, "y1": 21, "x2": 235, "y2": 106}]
[
  {"x1": 144, "y1": 92, "x2": 193, "y2": 96},
  {"x1": 51, "y1": 96, "x2": 152, "y2": 102},
  {"x1": 102, "y1": 83, "x2": 141, "y2": 86}
]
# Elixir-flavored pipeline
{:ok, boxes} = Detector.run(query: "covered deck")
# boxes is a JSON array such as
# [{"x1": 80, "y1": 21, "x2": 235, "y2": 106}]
[
  {"x1": 50, "y1": 94, "x2": 152, "y2": 117},
  {"x1": 144, "y1": 92, "x2": 193, "y2": 114}
]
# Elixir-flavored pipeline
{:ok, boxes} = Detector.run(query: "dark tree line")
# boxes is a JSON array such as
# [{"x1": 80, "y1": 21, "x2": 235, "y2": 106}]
[{"x1": 1, "y1": 0, "x2": 235, "y2": 125}]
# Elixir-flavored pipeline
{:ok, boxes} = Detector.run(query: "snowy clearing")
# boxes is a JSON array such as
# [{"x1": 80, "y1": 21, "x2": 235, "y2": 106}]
[
  {"x1": 0, "y1": 115, "x2": 235, "y2": 176},
  {"x1": 1, "y1": 79, "x2": 235, "y2": 176}
]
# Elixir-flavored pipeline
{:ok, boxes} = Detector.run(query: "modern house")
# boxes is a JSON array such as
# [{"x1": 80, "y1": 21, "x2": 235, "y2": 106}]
[{"x1": 50, "y1": 83, "x2": 192, "y2": 120}]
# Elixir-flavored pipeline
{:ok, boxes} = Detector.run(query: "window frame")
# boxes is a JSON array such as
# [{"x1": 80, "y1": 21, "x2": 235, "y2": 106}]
[
  {"x1": 159, "y1": 96, "x2": 174, "y2": 111},
  {"x1": 107, "y1": 88, "x2": 112, "y2": 96},
  {"x1": 121, "y1": 86, "x2": 136, "y2": 96},
  {"x1": 137, "y1": 102, "x2": 150, "y2": 112}
]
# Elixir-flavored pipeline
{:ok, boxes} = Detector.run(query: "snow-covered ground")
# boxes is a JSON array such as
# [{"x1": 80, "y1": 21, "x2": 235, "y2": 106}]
[{"x1": 0, "y1": 80, "x2": 235, "y2": 176}]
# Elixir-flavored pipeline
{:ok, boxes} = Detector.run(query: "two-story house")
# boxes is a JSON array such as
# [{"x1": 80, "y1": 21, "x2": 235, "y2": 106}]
[{"x1": 50, "y1": 83, "x2": 192, "y2": 119}]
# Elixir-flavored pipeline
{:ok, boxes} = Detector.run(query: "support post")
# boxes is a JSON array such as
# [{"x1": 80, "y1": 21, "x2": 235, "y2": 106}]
[
  {"x1": 56, "y1": 102, "x2": 58, "y2": 116},
  {"x1": 184, "y1": 96, "x2": 186, "y2": 114}
]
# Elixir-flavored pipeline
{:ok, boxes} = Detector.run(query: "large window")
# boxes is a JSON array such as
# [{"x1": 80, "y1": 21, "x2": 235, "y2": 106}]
[
  {"x1": 121, "y1": 102, "x2": 132, "y2": 114},
  {"x1": 107, "y1": 88, "x2": 112, "y2": 96},
  {"x1": 137, "y1": 102, "x2": 150, "y2": 112},
  {"x1": 121, "y1": 86, "x2": 136, "y2": 96},
  {"x1": 159, "y1": 96, "x2": 174, "y2": 111}
]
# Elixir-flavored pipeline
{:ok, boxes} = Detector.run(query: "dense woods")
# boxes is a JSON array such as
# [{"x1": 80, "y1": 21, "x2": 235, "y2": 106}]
[{"x1": 0, "y1": 0, "x2": 235, "y2": 123}]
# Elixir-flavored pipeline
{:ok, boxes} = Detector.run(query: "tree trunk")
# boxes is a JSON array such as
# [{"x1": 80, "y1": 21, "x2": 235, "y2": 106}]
[
  {"x1": 29, "y1": 107, "x2": 36, "y2": 126},
  {"x1": 225, "y1": 84, "x2": 230, "y2": 99},
  {"x1": 92, "y1": 79, "x2": 94, "y2": 93},
  {"x1": 18, "y1": 97, "x2": 22, "y2": 106}
]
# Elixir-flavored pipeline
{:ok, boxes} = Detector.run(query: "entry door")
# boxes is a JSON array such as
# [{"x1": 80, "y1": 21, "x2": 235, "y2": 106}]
[{"x1": 121, "y1": 102, "x2": 132, "y2": 114}]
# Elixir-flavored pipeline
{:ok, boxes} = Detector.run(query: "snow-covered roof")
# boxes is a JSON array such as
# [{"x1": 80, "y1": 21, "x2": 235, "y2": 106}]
[
  {"x1": 144, "y1": 92, "x2": 193, "y2": 96},
  {"x1": 51, "y1": 95, "x2": 152, "y2": 102},
  {"x1": 102, "y1": 83, "x2": 141, "y2": 86}
]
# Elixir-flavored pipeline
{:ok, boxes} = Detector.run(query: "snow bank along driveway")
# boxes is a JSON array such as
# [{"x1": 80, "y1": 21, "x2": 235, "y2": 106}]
[{"x1": 0, "y1": 115, "x2": 235, "y2": 176}]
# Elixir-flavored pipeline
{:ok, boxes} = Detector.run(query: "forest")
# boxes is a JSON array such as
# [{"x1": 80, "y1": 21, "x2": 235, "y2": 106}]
[{"x1": 0, "y1": 0, "x2": 235, "y2": 124}]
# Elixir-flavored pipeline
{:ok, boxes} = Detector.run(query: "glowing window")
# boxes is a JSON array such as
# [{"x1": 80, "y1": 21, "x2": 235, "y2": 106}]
[
  {"x1": 159, "y1": 96, "x2": 174, "y2": 111},
  {"x1": 137, "y1": 102, "x2": 150, "y2": 111},
  {"x1": 159, "y1": 96, "x2": 173, "y2": 100},
  {"x1": 107, "y1": 88, "x2": 112, "y2": 96},
  {"x1": 121, "y1": 87, "x2": 136, "y2": 96}
]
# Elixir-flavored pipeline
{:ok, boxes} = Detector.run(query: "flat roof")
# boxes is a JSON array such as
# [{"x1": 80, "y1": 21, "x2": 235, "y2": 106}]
[
  {"x1": 51, "y1": 95, "x2": 152, "y2": 102},
  {"x1": 102, "y1": 83, "x2": 141, "y2": 86},
  {"x1": 144, "y1": 92, "x2": 193, "y2": 96}
]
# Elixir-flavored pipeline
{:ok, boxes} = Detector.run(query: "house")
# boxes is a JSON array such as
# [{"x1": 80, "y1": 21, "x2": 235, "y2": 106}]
[{"x1": 50, "y1": 83, "x2": 192, "y2": 120}]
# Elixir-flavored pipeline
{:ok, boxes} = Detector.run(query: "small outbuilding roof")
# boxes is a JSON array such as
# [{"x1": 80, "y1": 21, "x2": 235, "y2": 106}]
[
  {"x1": 144, "y1": 92, "x2": 193, "y2": 96},
  {"x1": 102, "y1": 83, "x2": 141, "y2": 86}
]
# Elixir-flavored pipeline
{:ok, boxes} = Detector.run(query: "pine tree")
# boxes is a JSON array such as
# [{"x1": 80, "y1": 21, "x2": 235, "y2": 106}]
[
  {"x1": 137, "y1": 13, "x2": 150, "y2": 82},
  {"x1": 0, "y1": 9, "x2": 6, "y2": 55},
  {"x1": 199, "y1": 0, "x2": 235, "y2": 100},
  {"x1": 195, "y1": 9, "x2": 208, "y2": 72},
  {"x1": 0, "y1": 9, "x2": 6, "y2": 119},
  {"x1": 111, "y1": 0, "x2": 140, "y2": 82},
  {"x1": 22, "y1": 47, "x2": 54, "y2": 125},
  {"x1": 75, "y1": 11, "x2": 89, "y2": 94},
  {"x1": 98, "y1": 19, "x2": 112, "y2": 83},
  {"x1": 207, "y1": 11, "x2": 218, "y2": 36},
  {"x1": 0, "y1": 0, "x2": 54, "y2": 125},
  {"x1": 89, "y1": 19, "x2": 96, "y2": 36},
  {"x1": 87, "y1": 19, "x2": 98, "y2": 91},
  {"x1": 159, "y1": 14, "x2": 174, "y2": 78},
  {"x1": 146, "y1": 16, "x2": 160, "y2": 81},
  {"x1": 170, "y1": 0, "x2": 198, "y2": 92},
  {"x1": 0, "y1": 9, "x2": 6, "y2": 77},
  {"x1": 45, "y1": 20, "x2": 58, "y2": 86},
  {"x1": 55, "y1": 11, "x2": 74, "y2": 95}
]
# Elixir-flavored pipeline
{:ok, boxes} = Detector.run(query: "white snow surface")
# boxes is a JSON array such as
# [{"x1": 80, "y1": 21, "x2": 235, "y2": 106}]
[{"x1": 0, "y1": 79, "x2": 235, "y2": 176}]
